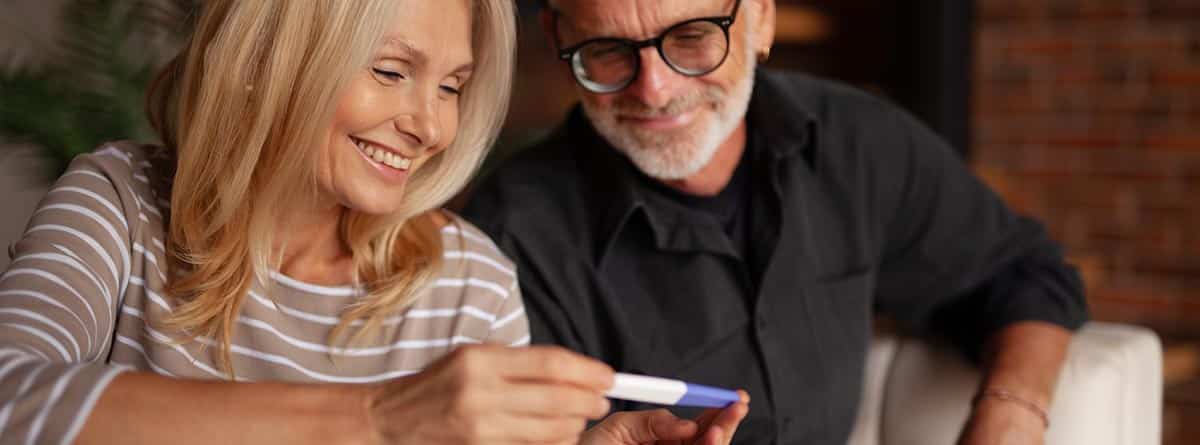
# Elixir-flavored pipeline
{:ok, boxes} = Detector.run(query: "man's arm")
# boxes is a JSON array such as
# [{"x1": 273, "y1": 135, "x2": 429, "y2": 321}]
[
  {"x1": 862, "y1": 98, "x2": 1087, "y2": 443},
  {"x1": 959, "y1": 321, "x2": 1071, "y2": 444},
  {"x1": 869, "y1": 104, "x2": 1088, "y2": 342}
]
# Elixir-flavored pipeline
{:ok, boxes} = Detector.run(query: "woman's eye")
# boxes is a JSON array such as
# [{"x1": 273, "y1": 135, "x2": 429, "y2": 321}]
[
  {"x1": 372, "y1": 68, "x2": 405, "y2": 80},
  {"x1": 439, "y1": 85, "x2": 462, "y2": 96}
]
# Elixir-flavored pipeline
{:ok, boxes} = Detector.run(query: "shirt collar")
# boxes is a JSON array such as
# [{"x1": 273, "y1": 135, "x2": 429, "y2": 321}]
[
  {"x1": 746, "y1": 69, "x2": 818, "y2": 163},
  {"x1": 575, "y1": 69, "x2": 819, "y2": 265}
]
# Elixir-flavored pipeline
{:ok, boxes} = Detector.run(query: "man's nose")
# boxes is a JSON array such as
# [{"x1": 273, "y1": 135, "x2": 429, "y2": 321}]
[{"x1": 622, "y1": 46, "x2": 682, "y2": 109}]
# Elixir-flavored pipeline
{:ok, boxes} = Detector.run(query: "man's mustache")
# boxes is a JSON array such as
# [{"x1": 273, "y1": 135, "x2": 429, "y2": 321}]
[{"x1": 608, "y1": 86, "x2": 725, "y2": 119}]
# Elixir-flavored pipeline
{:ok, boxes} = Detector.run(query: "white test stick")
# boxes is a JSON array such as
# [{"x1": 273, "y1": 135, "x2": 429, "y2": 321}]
[{"x1": 605, "y1": 373, "x2": 741, "y2": 408}]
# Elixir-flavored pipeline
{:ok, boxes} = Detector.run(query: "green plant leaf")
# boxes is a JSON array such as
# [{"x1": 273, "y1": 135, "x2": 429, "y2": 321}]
[{"x1": 0, "y1": 0, "x2": 192, "y2": 180}]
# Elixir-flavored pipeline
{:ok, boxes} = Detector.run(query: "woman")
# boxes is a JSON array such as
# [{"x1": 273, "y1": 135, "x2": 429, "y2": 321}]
[{"x1": 0, "y1": 1, "x2": 748, "y2": 444}]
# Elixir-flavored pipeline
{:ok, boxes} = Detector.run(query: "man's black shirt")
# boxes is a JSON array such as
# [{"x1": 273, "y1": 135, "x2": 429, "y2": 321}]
[
  {"x1": 634, "y1": 134, "x2": 760, "y2": 282},
  {"x1": 462, "y1": 70, "x2": 1088, "y2": 445}
]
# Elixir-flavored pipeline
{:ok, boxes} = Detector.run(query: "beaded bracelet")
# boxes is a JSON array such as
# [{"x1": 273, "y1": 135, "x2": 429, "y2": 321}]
[{"x1": 973, "y1": 388, "x2": 1051, "y2": 429}]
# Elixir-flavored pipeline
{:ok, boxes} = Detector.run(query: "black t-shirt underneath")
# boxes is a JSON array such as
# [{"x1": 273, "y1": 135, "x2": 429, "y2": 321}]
[
  {"x1": 634, "y1": 129, "x2": 773, "y2": 289},
  {"x1": 636, "y1": 148, "x2": 751, "y2": 254}
]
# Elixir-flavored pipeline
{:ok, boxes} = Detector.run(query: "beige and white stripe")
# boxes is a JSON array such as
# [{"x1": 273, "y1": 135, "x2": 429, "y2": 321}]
[{"x1": 0, "y1": 142, "x2": 529, "y2": 444}]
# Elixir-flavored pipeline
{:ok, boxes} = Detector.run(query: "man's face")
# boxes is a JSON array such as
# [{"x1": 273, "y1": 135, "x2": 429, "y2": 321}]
[{"x1": 550, "y1": 0, "x2": 770, "y2": 180}]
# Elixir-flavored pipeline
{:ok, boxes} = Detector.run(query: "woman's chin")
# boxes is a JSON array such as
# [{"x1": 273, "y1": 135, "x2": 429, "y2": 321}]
[{"x1": 338, "y1": 190, "x2": 405, "y2": 217}]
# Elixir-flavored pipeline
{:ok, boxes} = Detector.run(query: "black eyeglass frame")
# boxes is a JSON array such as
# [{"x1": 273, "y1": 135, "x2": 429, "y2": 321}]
[{"x1": 552, "y1": 0, "x2": 743, "y2": 94}]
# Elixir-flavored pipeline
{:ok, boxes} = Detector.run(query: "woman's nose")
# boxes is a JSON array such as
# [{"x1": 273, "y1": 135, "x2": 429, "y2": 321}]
[{"x1": 393, "y1": 97, "x2": 440, "y2": 155}]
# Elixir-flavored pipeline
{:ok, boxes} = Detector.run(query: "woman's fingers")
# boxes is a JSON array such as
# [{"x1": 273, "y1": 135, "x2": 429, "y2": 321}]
[
  {"x1": 369, "y1": 345, "x2": 621, "y2": 444},
  {"x1": 447, "y1": 345, "x2": 615, "y2": 418},
  {"x1": 491, "y1": 345, "x2": 616, "y2": 391},
  {"x1": 449, "y1": 345, "x2": 614, "y2": 391},
  {"x1": 492, "y1": 381, "x2": 611, "y2": 419}
]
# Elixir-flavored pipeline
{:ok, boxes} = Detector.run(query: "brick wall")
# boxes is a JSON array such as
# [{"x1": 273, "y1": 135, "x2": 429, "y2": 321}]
[{"x1": 972, "y1": 0, "x2": 1200, "y2": 336}]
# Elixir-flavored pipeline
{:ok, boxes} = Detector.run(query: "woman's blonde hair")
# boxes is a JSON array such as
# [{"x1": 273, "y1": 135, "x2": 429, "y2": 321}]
[{"x1": 145, "y1": 0, "x2": 515, "y2": 376}]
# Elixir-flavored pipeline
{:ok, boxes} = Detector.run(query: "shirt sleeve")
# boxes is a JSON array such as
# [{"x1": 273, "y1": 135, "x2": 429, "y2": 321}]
[
  {"x1": 0, "y1": 149, "x2": 137, "y2": 444},
  {"x1": 485, "y1": 278, "x2": 531, "y2": 348},
  {"x1": 459, "y1": 214, "x2": 586, "y2": 353},
  {"x1": 869, "y1": 105, "x2": 1089, "y2": 356}
]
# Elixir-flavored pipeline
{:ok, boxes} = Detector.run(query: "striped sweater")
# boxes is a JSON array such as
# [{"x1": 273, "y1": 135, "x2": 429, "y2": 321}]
[{"x1": 0, "y1": 142, "x2": 529, "y2": 444}]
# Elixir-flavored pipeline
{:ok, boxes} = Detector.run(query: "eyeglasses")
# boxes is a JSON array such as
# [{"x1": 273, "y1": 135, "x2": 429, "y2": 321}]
[{"x1": 553, "y1": 0, "x2": 742, "y2": 94}]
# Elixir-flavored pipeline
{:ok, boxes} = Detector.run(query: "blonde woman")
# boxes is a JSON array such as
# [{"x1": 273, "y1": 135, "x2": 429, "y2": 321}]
[{"x1": 0, "y1": 1, "x2": 748, "y2": 444}]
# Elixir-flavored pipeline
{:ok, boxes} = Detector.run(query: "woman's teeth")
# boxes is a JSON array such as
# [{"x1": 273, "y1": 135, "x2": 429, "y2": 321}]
[{"x1": 356, "y1": 139, "x2": 412, "y2": 170}]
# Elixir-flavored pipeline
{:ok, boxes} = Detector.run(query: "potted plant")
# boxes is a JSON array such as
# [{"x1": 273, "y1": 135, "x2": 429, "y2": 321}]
[{"x1": 0, "y1": 0, "x2": 194, "y2": 179}]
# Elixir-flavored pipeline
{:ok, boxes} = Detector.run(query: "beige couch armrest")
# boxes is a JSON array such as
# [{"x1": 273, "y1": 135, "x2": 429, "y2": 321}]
[
  {"x1": 848, "y1": 334, "x2": 901, "y2": 445},
  {"x1": 876, "y1": 322, "x2": 1162, "y2": 445}
]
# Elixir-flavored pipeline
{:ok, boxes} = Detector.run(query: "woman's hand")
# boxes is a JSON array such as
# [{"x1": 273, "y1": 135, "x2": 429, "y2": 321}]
[
  {"x1": 580, "y1": 391, "x2": 750, "y2": 445},
  {"x1": 364, "y1": 344, "x2": 615, "y2": 445}
]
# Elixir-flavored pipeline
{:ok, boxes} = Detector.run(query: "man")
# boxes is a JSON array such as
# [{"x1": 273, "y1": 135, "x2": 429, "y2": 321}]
[{"x1": 464, "y1": 0, "x2": 1088, "y2": 443}]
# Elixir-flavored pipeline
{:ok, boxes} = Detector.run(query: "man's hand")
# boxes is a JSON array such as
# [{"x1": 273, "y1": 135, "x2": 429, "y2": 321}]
[
  {"x1": 580, "y1": 391, "x2": 750, "y2": 445},
  {"x1": 958, "y1": 396, "x2": 1046, "y2": 445}
]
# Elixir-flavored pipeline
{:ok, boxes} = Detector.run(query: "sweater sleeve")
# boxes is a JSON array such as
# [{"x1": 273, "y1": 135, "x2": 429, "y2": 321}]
[
  {"x1": 485, "y1": 280, "x2": 531, "y2": 348},
  {"x1": 449, "y1": 221, "x2": 529, "y2": 349},
  {"x1": 0, "y1": 146, "x2": 143, "y2": 444}
]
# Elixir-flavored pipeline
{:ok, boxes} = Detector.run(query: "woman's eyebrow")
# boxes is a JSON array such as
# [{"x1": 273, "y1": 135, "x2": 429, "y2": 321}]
[
  {"x1": 383, "y1": 37, "x2": 427, "y2": 66},
  {"x1": 383, "y1": 36, "x2": 474, "y2": 75},
  {"x1": 452, "y1": 63, "x2": 475, "y2": 76}
]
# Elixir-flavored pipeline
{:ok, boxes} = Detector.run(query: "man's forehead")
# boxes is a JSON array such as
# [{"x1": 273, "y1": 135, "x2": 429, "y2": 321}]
[{"x1": 552, "y1": 0, "x2": 729, "y2": 39}]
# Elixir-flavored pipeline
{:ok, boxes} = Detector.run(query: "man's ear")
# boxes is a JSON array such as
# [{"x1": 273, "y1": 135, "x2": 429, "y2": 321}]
[{"x1": 751, "y1": 0, "x2": 777, "y2": 58}]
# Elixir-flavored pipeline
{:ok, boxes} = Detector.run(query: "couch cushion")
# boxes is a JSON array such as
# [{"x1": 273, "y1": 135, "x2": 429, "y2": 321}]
[{"x1": 877, "y1": 322, "x2": 1161, "y2": 445}]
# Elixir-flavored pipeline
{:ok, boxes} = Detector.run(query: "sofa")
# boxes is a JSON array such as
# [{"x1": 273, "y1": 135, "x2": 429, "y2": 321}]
[{"x1": 847, "y1": 322, "x2": 1162, "y2": 445}]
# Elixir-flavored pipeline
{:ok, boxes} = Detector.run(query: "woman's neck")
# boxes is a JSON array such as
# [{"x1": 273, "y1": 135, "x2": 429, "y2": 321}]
[{"x1": 273, "y1": 201, "x2": 355, "y2": 287}]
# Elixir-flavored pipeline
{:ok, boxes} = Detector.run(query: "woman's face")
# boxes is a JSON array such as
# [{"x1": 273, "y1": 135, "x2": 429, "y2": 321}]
[{"x1": 316, "y1": 0, "x2": 474, "y2": 215}]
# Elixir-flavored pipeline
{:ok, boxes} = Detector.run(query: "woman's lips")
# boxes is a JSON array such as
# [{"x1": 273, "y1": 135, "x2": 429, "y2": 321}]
[
  {"x1": 350, "y1": 136, "x2": 410, "y2": 182},
  {"x1": 352, "y1": 136, "x2": 412, "y2": 170}
]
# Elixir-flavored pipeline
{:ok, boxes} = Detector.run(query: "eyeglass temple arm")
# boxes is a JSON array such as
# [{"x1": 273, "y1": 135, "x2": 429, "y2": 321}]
[{"x1": 547, "y1": 7, "x2": 570, "y2": 59}]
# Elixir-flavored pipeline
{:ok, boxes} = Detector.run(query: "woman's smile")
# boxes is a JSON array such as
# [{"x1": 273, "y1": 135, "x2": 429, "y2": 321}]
[{"x1": 349, "y1": 135, "x2": 413, "y2": 183}]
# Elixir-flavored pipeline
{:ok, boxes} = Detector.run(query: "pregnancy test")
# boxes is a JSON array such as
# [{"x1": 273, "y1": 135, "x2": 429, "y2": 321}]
[{"x1": 605, "y1": 373, "x2": 741, "y2": 408}]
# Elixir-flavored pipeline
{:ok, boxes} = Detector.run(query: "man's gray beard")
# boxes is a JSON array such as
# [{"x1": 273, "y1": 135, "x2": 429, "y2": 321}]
[{"x1": 582, "y1": 56, "x2": 756, "y2": 181}]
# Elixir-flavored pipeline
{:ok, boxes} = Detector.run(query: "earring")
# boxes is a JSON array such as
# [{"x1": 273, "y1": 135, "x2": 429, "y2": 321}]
[{"x1": 757, "y1": 46, "x2": 771, "y2": 62}]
